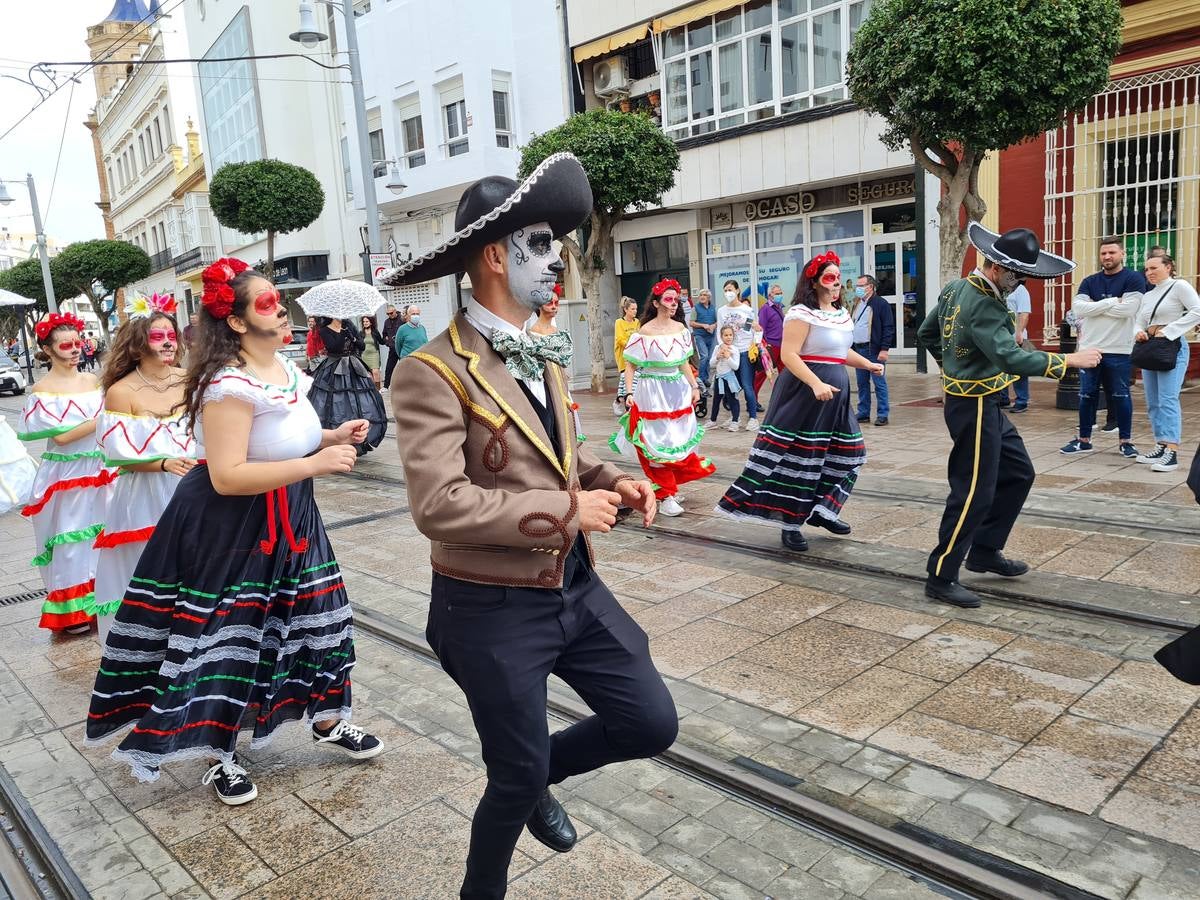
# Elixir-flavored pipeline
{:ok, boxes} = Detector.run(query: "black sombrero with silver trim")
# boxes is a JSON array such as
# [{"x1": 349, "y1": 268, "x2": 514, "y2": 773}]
[
  {"x1": 967, "y1": 222, "x2": 1075, "y2": 280},
  {"x1": 380, "y1": 152, "x2": 592, "y2": 286}
]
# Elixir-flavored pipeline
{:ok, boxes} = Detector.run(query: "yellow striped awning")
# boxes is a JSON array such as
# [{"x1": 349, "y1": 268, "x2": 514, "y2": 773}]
[
  {"x1": 572, "y1": 23, "x2": 650, "y2": 63},
  {"x1": 652, "y1": 0, "x2": 742, "y2": 33}
]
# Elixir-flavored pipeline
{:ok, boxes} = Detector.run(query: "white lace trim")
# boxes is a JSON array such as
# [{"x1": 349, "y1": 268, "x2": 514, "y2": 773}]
[
  {"x1": 380, "y1": 152, "x2": 579, "y2": 283},
  {"x1": 157, "y1": 627, "x2": 353, "y2": 679},
  {"x1": 165, "y1": 606, "x2": 353, "y2": 655},
  {"x1": 109, "y1": 621, "x2": 171, "y2": 642}
]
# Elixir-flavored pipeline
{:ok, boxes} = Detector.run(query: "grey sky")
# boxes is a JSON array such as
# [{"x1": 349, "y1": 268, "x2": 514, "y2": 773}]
[{"x1": 0, "y1": 3, "x2": 108, "y2": 247}]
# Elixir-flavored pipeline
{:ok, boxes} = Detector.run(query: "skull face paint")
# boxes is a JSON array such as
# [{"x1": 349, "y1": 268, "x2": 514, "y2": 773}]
[{"x1": 507, "y1": 221, "x2": 563, "y2": 311}]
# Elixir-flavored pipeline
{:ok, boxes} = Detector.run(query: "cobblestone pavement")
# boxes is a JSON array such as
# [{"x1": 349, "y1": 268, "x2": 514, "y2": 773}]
[{"x1": 1, "y1": 375, "x2": 1199, "y2": 899}]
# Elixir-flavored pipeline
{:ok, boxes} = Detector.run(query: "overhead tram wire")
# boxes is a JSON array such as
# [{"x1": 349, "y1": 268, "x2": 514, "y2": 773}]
[{"x1": 40, "y1": 78, "x2": 76, "y2": 232}]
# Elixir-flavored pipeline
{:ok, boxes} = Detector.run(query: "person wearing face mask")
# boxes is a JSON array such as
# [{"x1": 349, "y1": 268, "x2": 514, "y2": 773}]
[
  {"x1": 394, "y1": 304, "x2": 429, "y2": 362},
  {"x1": 717, "y1": 280, "x2": 763, "y2": 430},
  {"x1": 308, "y1": 314, "x2": 387, "y2": 456},
  {"x1": 18, "y1": 312, "x2": 116, "y2": 633},
  {"x1": 381, "y1": 304, "x2": 403, "y2": 388},
  {"x1": 917, "y1": 224, "x2": 1102, "y2": 609},
  {"x1": 382, "y1": 155, "x2": 673, "y2": 900},
  {"x1": 754, "y1": 283, "x2": 787, "y2": 398},
  {"x1": 850, "y1": 275, "x2": 895, "y2": 426},
  {"x1": 90, "y1": 294, "x2": 198, "y2": 643}
]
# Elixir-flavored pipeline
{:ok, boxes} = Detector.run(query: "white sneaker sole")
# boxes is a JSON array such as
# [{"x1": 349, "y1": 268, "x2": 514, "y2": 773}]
[
  {"x1": 215, "y1": 785, "x2": 258, "y2": 806},
  {"x1": 314, "y1": 739, "x2": 385, "y2": 760},
  {"x1": 1060, "y1": 447, "x2": 1094, "y2": 455},
  {"x1": 1151, "y1": 464, "x2": 1178, "y2": 473}
]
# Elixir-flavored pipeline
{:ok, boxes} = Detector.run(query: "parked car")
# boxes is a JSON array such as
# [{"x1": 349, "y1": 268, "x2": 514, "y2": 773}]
[
  {"x1": 0, "y1": 356, "x2": 27, "y2": 395},
  {"x1": 280, "y1": 325, "x2": 309, "y2": 368}
]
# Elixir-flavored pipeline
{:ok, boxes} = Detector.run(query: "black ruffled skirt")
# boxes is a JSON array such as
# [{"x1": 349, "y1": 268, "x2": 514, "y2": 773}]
[
  {"x1": 309, "y1": 355, "x2": 387, "y2": 456},
  {"x1": 85, "y1": 466, "x2": 356, "y2": 782}
]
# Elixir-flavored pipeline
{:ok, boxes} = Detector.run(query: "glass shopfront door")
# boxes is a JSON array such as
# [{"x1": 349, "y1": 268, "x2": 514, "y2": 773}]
[{"x1": 871, "y1": 235, "x2": 918, "y2": 351}]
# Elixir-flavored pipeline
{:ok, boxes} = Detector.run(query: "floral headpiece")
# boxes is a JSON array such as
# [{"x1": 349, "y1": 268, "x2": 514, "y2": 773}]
[
  {"x1": 201, "y1": 257, "x2": 251, "y2": 320},
  {"x1": 551, "y1": 283, "x2": 563, "y2": 298},
  {"x1": 34, "y1": 312, "x2": 86, "y2": 341},
  {"x1": 125, "y1": 291, "x2": 178, "y2": 320},
  {"x1": 804, "y1": 251, "x2": 841, "y2": 279},
  {"x1": 651, "y1": 278, "x2": 681, "y2": 297}
]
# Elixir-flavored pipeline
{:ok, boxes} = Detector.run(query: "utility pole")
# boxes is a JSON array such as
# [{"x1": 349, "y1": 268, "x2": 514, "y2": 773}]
[{"x1": 27, "y1": 175, "x2": 58, "y2": 314}]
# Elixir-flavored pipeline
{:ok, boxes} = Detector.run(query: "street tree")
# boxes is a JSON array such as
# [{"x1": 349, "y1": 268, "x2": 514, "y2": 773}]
[
  {"x1": 847, "y1": 0, "x2": 1121, "y2": 285},
  {"x1": 519, "y1": 110, "x2": 680, "y2": 392},
  {"x1": 209, "y1": 159, "x2": 325, "y2": 277},
  {"x1": 0, "y1": 256, "x2": 71, "y2": 335},
  {"x1": 53, "y1": 239, "x2": 152, "y2": 342}
]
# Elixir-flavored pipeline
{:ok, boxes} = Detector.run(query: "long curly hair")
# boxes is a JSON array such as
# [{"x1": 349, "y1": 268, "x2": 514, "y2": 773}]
[
  {"x1": 638, "y1": 288, "x2": 686, "y2": 327},
  {"x1": 792, "y1": 257, "x2": 843, "y2": 311},
  {"x1": 101, "y1": 313, "x2": 178, "y2": 392},
  {"x1": 176, "y1": 269, "x2": 264, "y2": 429}
]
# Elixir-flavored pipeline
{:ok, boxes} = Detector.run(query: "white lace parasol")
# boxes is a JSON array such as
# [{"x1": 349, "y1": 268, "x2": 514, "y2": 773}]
[{"x1": 296, "y1": 279, "x2": 387, "y2": 320}]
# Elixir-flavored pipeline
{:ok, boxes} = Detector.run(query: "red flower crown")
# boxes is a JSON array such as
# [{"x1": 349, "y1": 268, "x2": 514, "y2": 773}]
[
  {"x1": 552, "y1": 283, "x2": 564, "y2": 297},
  {"x1": 651, "y1": 278, "x2": 681, "y2": 296},
  {"x1": 201, "y1": 257, "x2": 251, "y2": 319},
  {"x1": 804, "y1": 251, "x2": 841, "y2": 279},
  {"x1": 34, "y1": 312, "x2": 86, "y2": 341}
]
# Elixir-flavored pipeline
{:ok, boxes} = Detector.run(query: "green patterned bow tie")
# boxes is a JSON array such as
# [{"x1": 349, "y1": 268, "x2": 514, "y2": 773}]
[{"x1": 490, "y1": 330, "x2": 573, "y2": 380}]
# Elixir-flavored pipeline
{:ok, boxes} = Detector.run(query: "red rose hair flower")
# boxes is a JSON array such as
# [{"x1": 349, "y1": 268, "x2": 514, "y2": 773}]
[
  {"x1": 201, "y1": 257, "x2": 252, "y2": 320},
  {"x1": 803, "y1": 251, "x2": 841, "y2": 280},
  {"x1": 651, "y1": 278, "x2": 682, "y2": 296},
  {"x1": 34, "y1": 312, "x2": 85, "y2": 342}
]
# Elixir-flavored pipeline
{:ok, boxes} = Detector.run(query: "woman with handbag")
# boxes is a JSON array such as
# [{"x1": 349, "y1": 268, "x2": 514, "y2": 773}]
[{"x1": 1133, "y1": 253, "x2": 1200, "y2": 472}]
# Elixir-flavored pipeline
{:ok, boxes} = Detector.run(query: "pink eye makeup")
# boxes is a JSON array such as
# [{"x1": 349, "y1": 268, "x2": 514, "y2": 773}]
[
  {"x1": 148, "y1": 329, "x2": 177, "y2": 343},
  {"x1": 254, "y1": 289, "x2": 282, "y2": 316}
]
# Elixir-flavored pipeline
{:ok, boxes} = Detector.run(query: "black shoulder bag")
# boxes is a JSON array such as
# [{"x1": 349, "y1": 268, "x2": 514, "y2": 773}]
[{"x1": 1130, "y1": 283, "x2": 1180, "y2": 372}]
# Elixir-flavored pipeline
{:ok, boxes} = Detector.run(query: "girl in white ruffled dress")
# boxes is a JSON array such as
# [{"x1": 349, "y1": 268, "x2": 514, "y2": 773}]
[
  {"x1": 18, "y1": 312, "x2": 116, "y2": 633},
  {"x1": 0, "y1": 415, "x2": 37, "y2": 516},
  {"x1": 91, "y1": 294, "x2": 198, "y2": 641}
]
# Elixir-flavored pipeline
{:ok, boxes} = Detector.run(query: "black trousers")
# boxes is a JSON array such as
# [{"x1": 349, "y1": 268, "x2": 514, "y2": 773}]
[
  {"x1": 427, "y1": 569, "x2": 678, "y2": 900},
  {"x1": 382, "y1": 347, "x2": 401, "y2": 388},
  {"x1": 927, "y1": 393, "x2": 1035, "y2": 583}
]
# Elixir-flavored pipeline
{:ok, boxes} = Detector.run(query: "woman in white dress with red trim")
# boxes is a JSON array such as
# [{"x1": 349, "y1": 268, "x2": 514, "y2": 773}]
[
  {"x1": 610, "y1": 279, "x2": 715, "y2": 517},
  {"x1": 18, "y1": 312, "x2": 116, "y2": 633},
  {"x1": 91, "y1": 293, "x2": 198, "y2": 642}
]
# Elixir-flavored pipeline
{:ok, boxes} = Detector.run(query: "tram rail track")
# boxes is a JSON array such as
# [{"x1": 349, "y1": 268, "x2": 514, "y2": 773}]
[
  {"x1": 335, "y1": 468, "x2": 1194, "y2": 635},
  {"x1": 351, "y1": 605, "x2": 1101, "y2": 900}
]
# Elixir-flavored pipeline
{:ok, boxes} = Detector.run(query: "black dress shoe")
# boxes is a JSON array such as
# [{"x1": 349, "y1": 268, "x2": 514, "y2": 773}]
[
  {"x1": 874, "y1": 417, "x2": 888, "y2": 426},
  {"x1": 526, "y1": 789, "x2": 577, "y2": 853},
  {"x1": 781, "y1": 529, "x2": 809, "y2": 551},
  {"x1": 964, "y1": 552, "x2": 1030, "y2": 577},
  {"x1": 807, "y1": 515, "x2": 851, "y2": 536},
  {"x1": 924, "y1": 578, "x2": 982, "y2": 608}
]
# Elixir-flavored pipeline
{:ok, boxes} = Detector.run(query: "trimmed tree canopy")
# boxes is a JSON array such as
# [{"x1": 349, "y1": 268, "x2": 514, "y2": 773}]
[
  {"x1": 0, "y1": 256, "x2": 60, "y2": 307},
  {"x1": 54, "y1": 239, "x2": 151, "y2": 298},
  {"x1": 848, "y1": 0, "x2": 1121, "y2": 154}
]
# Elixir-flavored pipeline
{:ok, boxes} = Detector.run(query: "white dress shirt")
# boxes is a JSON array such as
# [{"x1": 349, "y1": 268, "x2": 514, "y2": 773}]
[{"x1": 464, "y1": 298, "x2": 547, "y2": 406}]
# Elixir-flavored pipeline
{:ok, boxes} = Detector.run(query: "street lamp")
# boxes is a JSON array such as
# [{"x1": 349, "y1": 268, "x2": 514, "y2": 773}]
[
  {"x1": 384, "y1": 162, "x2": 407, "y2": 197},
  {"x1": 0, "y1": 174, "x2": 58, "y2": 314},
  {"x1": 289, "y1": 0, "x2": 381, "y2": 283}
]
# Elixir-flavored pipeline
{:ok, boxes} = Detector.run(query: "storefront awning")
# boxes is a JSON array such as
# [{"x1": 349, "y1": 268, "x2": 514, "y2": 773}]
[
  {"x1": 572, "y1": 23, "x2": 650, "y2": 63},
  {"x1": 652, "y1": 0, "x2": 742, "y2": 34}
]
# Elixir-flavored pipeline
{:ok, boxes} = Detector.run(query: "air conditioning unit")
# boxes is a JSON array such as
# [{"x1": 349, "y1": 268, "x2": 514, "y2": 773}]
[{"x1": 593, "y1": 57, "x2": 629, "y2": 99}]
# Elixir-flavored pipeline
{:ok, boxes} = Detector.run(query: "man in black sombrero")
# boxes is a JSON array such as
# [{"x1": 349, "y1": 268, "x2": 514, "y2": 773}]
[
  {"x1": 917, "y1": 224, "x2": 1101, "y2": 609},
  {"x1": 383, "y1": 154, "x2": 675, "y2": 899}
]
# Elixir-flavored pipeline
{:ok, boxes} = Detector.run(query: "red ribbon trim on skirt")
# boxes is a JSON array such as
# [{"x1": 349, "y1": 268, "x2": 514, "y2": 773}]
[
  {"x1": 95, "y1": 525, "x2": 156, "y2": 549},
  {"x1": 800, "y1": 355, "x2": 846, "y2": 365},
  {"x1": 628, "y1": 404, "x2": 694, "y2": 421},
  {"x1": 22, "y1": 469, "x2": 120, "y2": 517}
]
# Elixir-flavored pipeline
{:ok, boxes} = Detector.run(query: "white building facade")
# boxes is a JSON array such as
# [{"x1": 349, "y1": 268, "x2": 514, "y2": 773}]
[
  {"x1": 181, "y1": 0, "x2": 362, "y2": 305},
  {"x1": 335, "y1": 0, "x2": 573, "y2": 337},
  {"x1": 90, "y1": 5, "x2": 206, "y2": 302},
  {"x1": 571, "y1": 0, "x2": 938, "y2": 362}
]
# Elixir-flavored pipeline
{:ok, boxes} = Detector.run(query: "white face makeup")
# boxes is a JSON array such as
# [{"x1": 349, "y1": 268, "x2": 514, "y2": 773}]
[{"x1": 507, "y1": 221, "x2": 561, "y2": 311}]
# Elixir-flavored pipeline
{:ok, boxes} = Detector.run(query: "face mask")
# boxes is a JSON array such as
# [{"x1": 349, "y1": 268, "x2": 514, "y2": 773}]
[
  {"x1": 724, "y1": 290, "x2": 737, "y2": 301},
  {"x1": 409, "y1": 314, "x2": 420, "y2": 324},
  {"x1": 771, "y1": 293, "x2": 783, "y2": 305},
  {"x1": 507, "y1": 221, "x2": 562, "y2": 311},
  {"x1": 854, "y1": 286, "x2": 866, "y2": 298}
]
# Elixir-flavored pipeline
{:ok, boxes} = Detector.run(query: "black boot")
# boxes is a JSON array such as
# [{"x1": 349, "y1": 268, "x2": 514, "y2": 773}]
[
  {"x1": 964, "y1": 550, "x2": 1029, "y2": 577},
  {"x1": 781, "y1": 529, "x2": 808, "y2": 551},
  {"x1": 526, "y1": 789, "x2": 577, "y2": 853},
  {"x1": 807, "y1": 514, "x2": 851, "y2": 536},
  {"x1": 924, "y1": 577, "x2": 982, "y2": 609}
]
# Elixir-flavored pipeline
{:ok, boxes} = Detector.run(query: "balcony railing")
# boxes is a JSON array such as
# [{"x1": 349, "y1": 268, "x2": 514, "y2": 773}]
[
  {"x1": 174, "y1": 245, "x2": 218, "y2": 277},
  {"x1": 149, "y1": 249, "x2": 175, "y2": 273}
]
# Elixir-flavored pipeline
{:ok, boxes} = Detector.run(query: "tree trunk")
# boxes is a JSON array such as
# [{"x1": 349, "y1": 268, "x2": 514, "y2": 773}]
[
  {"x1": 577, "y1": 212, "x2": 619, "y2": 394},
  {"x1": 85, "y1": 291, "x2": 111, "y2": 345},
  {"x1": 911, "y1": 138, "x2": 988, "y2": 289},
  {"x1": 265, "y1": 230, "x2": 276, "y2": 281}
]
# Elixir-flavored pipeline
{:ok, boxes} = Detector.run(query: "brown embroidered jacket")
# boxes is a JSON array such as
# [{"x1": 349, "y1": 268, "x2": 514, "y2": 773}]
[{"x1": 392, "y1": 313, "x2": 632, "y2": 588}]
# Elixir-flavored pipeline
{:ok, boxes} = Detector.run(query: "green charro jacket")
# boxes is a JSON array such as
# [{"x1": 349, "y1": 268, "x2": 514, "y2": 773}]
[{"x1": 917, "y1": 273, "x2": 1067, "y2": 397}]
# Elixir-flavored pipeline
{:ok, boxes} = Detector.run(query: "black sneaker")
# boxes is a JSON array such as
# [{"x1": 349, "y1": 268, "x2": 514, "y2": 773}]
[
  {"x1": 1136, "y1": 444, "x2": 1167, "y2": 465},
  {"x1": 856, "y1": 414, "x2": 870, "y2": 423},
  {"x1": 1151, "y1": 450, "x2": 1179, "y2": 473},
  {"x1": 1101, "y1": 421, "x2": 1119, "y2": 434},
  {"x1": 313, "y1": 720, "x2": 384, "y2": 760},
  {"x1": 202, "y1": 757, "x2": 258, "y2": 806}
]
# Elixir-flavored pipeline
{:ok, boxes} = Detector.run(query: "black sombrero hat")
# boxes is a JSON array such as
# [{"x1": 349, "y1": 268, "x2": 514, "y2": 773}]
[
  {"x1": 380, "y1": 153, "x2": 592, "y2": 286},
  {"x1": 968, "y1": 222, "x2": 1075, "y2": 280}
]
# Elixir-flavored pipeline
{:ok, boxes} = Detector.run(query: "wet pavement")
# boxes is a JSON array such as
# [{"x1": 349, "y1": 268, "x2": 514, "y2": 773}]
[{"x1": 0, "y1": 371, "x2": 1198, "y2": 899}]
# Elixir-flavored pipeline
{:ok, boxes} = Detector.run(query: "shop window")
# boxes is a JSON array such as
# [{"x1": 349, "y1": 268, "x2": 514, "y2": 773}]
[
  {"x1": 810, "y1": 209, "x2": 863, "y2": 242},
  {"x1": 620, "y1": 234, "x2": 690, "y2": 273},
  {"x1": 871, "y1": 203, "x2": 917, "y2": 235},
  {"x1": 707, "y1": 227, "x2": 751, "y2": 254}
]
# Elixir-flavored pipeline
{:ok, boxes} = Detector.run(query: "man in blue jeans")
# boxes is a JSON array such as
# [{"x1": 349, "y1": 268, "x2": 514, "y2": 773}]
[
  {"x1": 851, "y1": 275, "x2": 895, "y2": 425},
  {"x1": 691, "y1": 289, "x2": 717, "y2": 389},
  {"x1": 1060, "y1": 238, "x2": 1146, "y2": 458}
]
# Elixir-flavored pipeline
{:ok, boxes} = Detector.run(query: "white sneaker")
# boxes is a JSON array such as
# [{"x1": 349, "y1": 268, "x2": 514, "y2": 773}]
[
  {"x1": 727, "y1": 421, "x2": 740, "y2": 432},
  {"x1": 659, "y1": 496, "x2": 684, "y2": 517},
  {"x1": 747, "y1": 419, "x2": 760, "y2": 432},
  {"x1": 612, "y1": 398, "x2": 625, "y2": 416}
]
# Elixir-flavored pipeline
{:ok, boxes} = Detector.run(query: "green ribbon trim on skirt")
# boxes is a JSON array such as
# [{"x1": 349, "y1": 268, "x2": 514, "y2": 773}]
[
  {"x1": 31, "y1": 523, "x2": 104, "y2": 567},
  {"x1": 42, "y1": 450, "x2": 105, "y2": 463}
]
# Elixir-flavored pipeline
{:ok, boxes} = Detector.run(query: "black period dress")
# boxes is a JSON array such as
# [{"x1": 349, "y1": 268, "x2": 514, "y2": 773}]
[
  {"x1": 308, "y1": 323, "x2": 387, "y2": 456},
  {"x1": 86, "y1": 357, "x2": 357, "y2": 781}
]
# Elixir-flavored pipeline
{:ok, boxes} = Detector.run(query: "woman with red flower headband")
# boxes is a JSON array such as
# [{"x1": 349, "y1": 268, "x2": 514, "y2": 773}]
[
  {"x1": 86, "y1": 258, "x2": 385, "y2": 805},
  {"x1": 609, "y1": 279, "x2": 715, "y2": 516},
  {"x1": 16, "y1": 312, "x2": 116, "y2": 633},
  {"x1": 716, "y1": 252, "x2": 883, "y2": 551}
]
